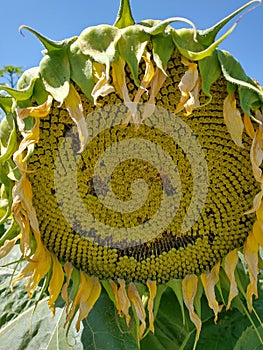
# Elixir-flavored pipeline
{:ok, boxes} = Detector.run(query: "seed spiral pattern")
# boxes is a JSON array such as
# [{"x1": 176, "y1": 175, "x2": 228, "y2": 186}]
[{"x1": 28, "y1": 49, "x2": 258, "y2": 283}]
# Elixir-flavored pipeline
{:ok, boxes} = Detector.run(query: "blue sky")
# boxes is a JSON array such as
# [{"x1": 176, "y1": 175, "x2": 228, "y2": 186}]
[{"x1": 0, "y1": 0, "x2": 262, "y2": 84}]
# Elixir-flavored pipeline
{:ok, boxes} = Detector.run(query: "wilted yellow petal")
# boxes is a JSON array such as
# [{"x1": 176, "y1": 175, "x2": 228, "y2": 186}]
[
  {"x1": 112, "y1": 58, "x2": 139, "y2": 126},
  {"x1": 244, "y1": 114, "x2": 255, "y2": 139},
  {"x1": 76, "y1": 275, "x2": 101, "y2": 331},
  {"x1": 64, "y1": 84, "x2": 88, "y2": 153},
  {"x1": 223, "y1": 92, "x2": 244, "y2": 148},
  {"x1": 117, "y1": 278, "x2": 131, "y2": 327},
  {"x1": 245, "y1": 189, "x2": 263, "y2": 215},
  {"x1": 201, "y1": 262, "x2": 223, "y2": 322},
  {"x1": 133, "y1": 52, "x2": 155, "y2": 104},
  {"x1": 146, "y1": 279, "x2": 157, "y2": 333},
  {"x1": 128, "y1": 282, "x2": 147, "y2": 339},
  {"x1": 142, "y1": 68, "x2": 167, "y2": 121},
  {"x1": 175, "y1": 61, "x2": 200, "y2": 115},
  {"x1": 12, "y1": 239, "x2": 51, "y2": 297},
  {"x1": 91, "y1": 62, "x2": 114, "y2": 105},
  {"x1": 182, "y1": 274, "x2": 202, "y2": 342},
  {"x1": 109, "y1": 279, "x2": 122, "y2": 315},
  {"x1": 16, "y1": 95, "x2": 53, "y2": 119},
  {"x1": 0, "y1": 235, "x2": 20, "y2": 259},
  {"x1": 48, "y1": 253, "x2": 64, "y2": 315},
  {"x1": 250, "y1": 124, "x2": 263, "y2": 183},
  {"x1": 244, "y1": 232, "x2": 259, "y2": 312},
  {"x1": 62, "y1": 262, "x2": 74, "y2": 312},
  {"x1": 224, "y1": 249, "x2": 239, "y2": 310}
]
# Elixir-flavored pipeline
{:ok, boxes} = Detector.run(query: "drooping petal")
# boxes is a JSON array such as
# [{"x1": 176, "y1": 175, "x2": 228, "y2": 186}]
[
  {"x1": 62, "y1": 262, "x2": 74, "y2": 312},
  {"x1": 146, "y1": 279, "x2": 157, "y2": 333},
  {"x1": 244, "y1": 114, "x2": 255, "y2": 139},
  {"x1": 48, "y1": 253, "x2": 65, "y2": 315},
  {"x1": 243, "y1": 232, "x2": 259, "y2": 312},
  {"x1": 142, "y1": 67, "x2": 167, "y2": 121},
  {"x1": 16, "y1": 95, "x2": 53, "y2": 120},
  {"x1": 223, "y1": 249, "x2": 239, "y2": 310},
  {"x1": 109, "y1": 279, "x2": 123, "y2": 316},
  {"x1": 12, "y1": 239, "x2": 51, "y2": 297},
  {"x1": 201, "y1": 262, "x2": 223, "y2": 322},
  {"x1": 182, "y1": 274, "x2": 202, "y2": 342},
  {"x1": 133, "y1": 51, "x2": 155, "y2": 104},
  {"x1": 91, "y1": 62, "x2": 115, "y2": 105},
  {"x1": 128, "y1": 282, "x2": 147, "y2": 339},
  {"x1": 64, "y1": 83, "x2": 89, "y2": 153},
  {"x1": 112, "y1": 57, "x2": 139, "y2": 126},
  {"x1": 223, "y1": 92, "x2": 244, "y2": 148},
  {"x1": 250, "y1": 124, "x2": 263, "y2": 183},
  {"x1": 117, "y1": 278, "x2": 131, "y2": 327},
  {"x1": 76, "y1": 275, "x2": 101, "y2": 331},
  {"x1": 175, "y1": 59, "x2": 200, "y2": 115},
  {"x1": 0, "y1": 235, "x2": 20, "y2": 259}
]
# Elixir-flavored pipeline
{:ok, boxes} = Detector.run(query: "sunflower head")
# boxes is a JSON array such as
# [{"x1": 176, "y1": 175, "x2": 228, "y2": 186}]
[{"x1": 1, "y1": 0, "x2": 263, "y2": 348}]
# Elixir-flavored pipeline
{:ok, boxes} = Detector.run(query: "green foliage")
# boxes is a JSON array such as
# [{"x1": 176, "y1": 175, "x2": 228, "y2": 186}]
[{"x1": 0, "y1": 65, "x2": 24, "y2": 89}]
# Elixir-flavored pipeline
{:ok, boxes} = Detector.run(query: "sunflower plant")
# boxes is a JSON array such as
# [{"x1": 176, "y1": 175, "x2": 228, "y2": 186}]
[{"x1": 1, "y1": 0, "x2": 263, "y2": 349}]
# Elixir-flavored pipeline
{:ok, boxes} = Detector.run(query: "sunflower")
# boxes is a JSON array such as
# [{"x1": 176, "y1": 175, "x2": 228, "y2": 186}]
[{"x1": 1, "y1": 0, "x2": 263, "y2": 348}]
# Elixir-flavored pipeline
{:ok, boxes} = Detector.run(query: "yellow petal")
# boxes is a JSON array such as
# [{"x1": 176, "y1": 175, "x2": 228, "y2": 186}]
[
  {"x1": 112, "y1": 57, "x2": 139, "y2": 126},
  {"x1": 133, "y1": 51, "x2": 155, "y2": 104},
  {"x1": 91, "y1": 62, "x2": 114, "y2": 105},
  {"x1": 201, "y1": 262, "x2": 223, "y2": 322},
  {"x1": 223, "y1": 92, "x2": 244, "y2": 148},
  {"x1": 76, "y1": 275, "x2": 101, "y2": 331},
  {"x1": 244, "y1": 114, "x2": 255, "y2": 139},
  {"x1": 142, "y1": 68, "x2": 167, "y2": 121},
  {"x1": 16, "y1": 95, "x2": 52, "y2": 119},
  {"x1": 12, "y1": 240, "x2": 51, "y2": 297},
  {"x1": 64, "y1": 84, "x2": 88, "y2": 153},
  {"x1": 0, "y1": 235, "x2": 20, "y2": 259},
  {"x1": 117, "y1": 278, "x2": 131, "y2": 327},
  {"x1": 223, "y1": 249, "x2": 239, "y2": 310},
  {"x1": 48, "y1": 253, "x2": 64, "y2": 315},
  {"x1": 182, "y1": 274, "x2": 202, "y2": 341},
  {"x1": 61, "y1": 262, "x2": 74, "y2": 312},
  {"x1": 109, "y1": 279, "x2": 123, "y2": 316},
  {"x1": 146, "y1": 279, "x2": 157, "y2": 333},
  {"x1": 245, "y1": 189, "x2": 263, "y2": 215},
  {"x1": 128, "y1": 282, "x2": 147, "y2": 339},
  {"x1": 243, "y1": 232, "x2": 259, "y2": 312},
  {"x1": 250, "y1": 124, "x2": 263, "y2": 183},
  {"x1": 175, "y1": 61, "x2": 200, "y2": 115}
]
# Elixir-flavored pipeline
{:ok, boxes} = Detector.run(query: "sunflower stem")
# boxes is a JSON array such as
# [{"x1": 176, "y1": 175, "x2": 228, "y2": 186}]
[{"x1": 114, "y1": 0, "x2": 135, "y2": 28}]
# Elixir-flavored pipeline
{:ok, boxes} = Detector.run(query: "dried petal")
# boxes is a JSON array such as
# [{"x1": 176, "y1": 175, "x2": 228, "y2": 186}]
[
  {"x1": 64, "y1": 84, "x2": 88, "y2": 153},
  {"x1": 128, "y1": 282, "x2": 147, "y2": 339},
  {"x1": 201, "y1": 262, "x2": 223, "y2": 322},
  {"x1": 48, "y1": 253, "x2": 65, "y2": 315},
  {"x1": 223, "y1": 92, "x2": 244, "y2": 148},
  {"x1": 91, "y1": 62, "x2": 114, "y2": 105},
  {"x1": 223, "y1": 249, "x2": 239, "y2": 310},
  {"x1": 0, "y1": 236, "x2": 20, "y2": 259},
  {"x1": 117, "y1": 278, "x2": 131, "y2": 326},
  {"x1": 61, "y1": 262, "x2": 74, "y2": 312},
  {"x1": 182, "y1": 274, "x2": 202, "y2": 341},
  {"x1": 244, "y1": 114, "x2": 255, "y2": 139},
  {"x1": 146, "y1": 279, "x2": 157, "y2": 333},
  {"x1": 244, "y1": 232, "x2": 259, "y2": 312}
]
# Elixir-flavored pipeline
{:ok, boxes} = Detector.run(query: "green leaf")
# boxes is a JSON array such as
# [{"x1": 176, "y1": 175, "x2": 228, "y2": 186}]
[
  {"x1": 234, "y1": 326, "x2": 263, "y2": 350},
  {"x1": 77, "y1": 25, "x2": 120, "y2": 77},
  {"x1": 81, "y1": 289, "x2": 139, "y2": 350},
  {"x1": 197, "y1": 0, "x2": 261, "y2": 47},
  {"x1": 114, "y1": 0, "x2": 135, "y2": 29},
  {"x1": 0, "y1": 95, "x2": 12, "y2": 115},
  {"x1": 152, "y1": 32, "x2": 175, "y2": 73},
  {"x1": 217, "y1": 50, "x2": 263, "y2": 115},
  {"x1": 145, "y1": 17, "x2": 196, "y2": 36},
  {"x1": 39, "y1": 49, "x2": 70, "y2": 104},
  {"x1": 172, "y1": 21, "x2": 236, "y2": 62},
  {"x1": 0, "y1": 118, "x2": 17, "y2": 164},
  {"x1": 19, "y1": 25, "x2": 77, "y2": 52},
  {"x1": 118, "y1": 26, "x2": 150, "y2": 86},
  {"x1": 0, "y1": 74, "x2": 37, "y2": 101},
  {"x1": 68, "y1": 43, "x2": 94, "y2": 101},
  {"x1": 198, "y1": 51, "x2": 221, "y2": 103}
]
